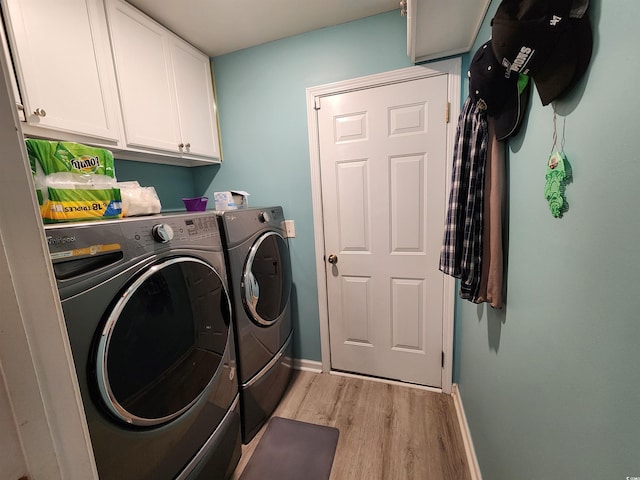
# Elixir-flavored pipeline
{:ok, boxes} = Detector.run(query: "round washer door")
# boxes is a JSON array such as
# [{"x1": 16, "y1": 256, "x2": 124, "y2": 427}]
[
  {"x1": 242, "y1": 231, "x2": 292, "y2": 326},
  {"x1": 96, "y1": 257, "x2": 231, "y2": 427}
]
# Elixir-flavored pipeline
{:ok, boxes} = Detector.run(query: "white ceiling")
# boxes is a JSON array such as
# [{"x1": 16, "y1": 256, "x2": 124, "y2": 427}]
[{"x1": 126, "y1": 0, "x2": 401, "y2": 57}]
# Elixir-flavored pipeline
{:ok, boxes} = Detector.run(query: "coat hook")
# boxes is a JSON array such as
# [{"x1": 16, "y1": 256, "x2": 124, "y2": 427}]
[{"x1": 400, "y1": 0, "x2": 407, "y2": 16}]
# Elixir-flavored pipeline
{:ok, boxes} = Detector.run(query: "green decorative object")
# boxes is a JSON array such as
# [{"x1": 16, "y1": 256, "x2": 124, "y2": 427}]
[{"x1": 544, "y1": 151, "x2": 570, "y2": 218}]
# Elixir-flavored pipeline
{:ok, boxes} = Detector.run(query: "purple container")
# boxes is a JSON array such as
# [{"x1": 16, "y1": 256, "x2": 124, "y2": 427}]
[{"x1": 182, "y1": 196, "x2": 208, "y2": 211}]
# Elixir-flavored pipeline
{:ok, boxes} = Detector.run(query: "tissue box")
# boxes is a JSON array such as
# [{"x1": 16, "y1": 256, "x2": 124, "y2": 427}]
[
  {"x1": 214, "y1": 191, "x2": 236, "y2": 210},
  {"x1": 230, "y1": 190, "x2": 250, "y2": 208},
  {"x1": 214, "y1": 191, "x2": 250, "y2": 210}
]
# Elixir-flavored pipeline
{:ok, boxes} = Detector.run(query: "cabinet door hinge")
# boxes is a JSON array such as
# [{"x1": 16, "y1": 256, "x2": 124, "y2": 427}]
[
  {"x1": 314, "y1": 97, "x2": 321, "y2": 110},
  {"x1": 445, "y1": 102, "x2": 450, "y2": 123}
]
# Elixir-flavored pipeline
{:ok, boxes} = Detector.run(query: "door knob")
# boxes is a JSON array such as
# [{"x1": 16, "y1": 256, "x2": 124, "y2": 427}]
[{"x1": 327, "y1": 254, "x2": 338, "y2": 264}]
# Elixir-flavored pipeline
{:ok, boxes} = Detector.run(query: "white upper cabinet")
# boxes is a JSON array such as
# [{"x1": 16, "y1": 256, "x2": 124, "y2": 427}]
[
  {"x1": 105, "y1": 0, "x2": 181, "y2": 152},
  {"x1": 170, "y1": 39, "x2": 220, "y2": 159},
  {"x1": 0, "y1": 15, "x2": 23, "y2": 122},
  {"x1": 407, "y1": 0, "x2": 490, "y2": 63},
  {"x1": 105, "y1": 0, "x2": 220, "y2": 161},
  {"x1": 2, "y1": 0, "x2": 121, "y2": 141}
]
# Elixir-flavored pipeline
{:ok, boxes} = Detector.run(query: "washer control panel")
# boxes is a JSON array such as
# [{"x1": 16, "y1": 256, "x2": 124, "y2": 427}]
[
  {"x1": 45, "y1": 212, "x2": 223, "y2": 263},
  {"x1": 125, "y1": 213, "x2": 222, "y2": 252}
]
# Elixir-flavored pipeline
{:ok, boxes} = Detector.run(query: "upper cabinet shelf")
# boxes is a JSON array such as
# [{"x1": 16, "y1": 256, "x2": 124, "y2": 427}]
[{"x1": 407, "y1": 0, "x2": 491, "y2": 63}]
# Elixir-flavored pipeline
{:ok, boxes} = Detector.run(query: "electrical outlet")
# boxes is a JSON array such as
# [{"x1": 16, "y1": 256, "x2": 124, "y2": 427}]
[{"x1": 282, "y1": 219, "x2": 296, "y2": 238}]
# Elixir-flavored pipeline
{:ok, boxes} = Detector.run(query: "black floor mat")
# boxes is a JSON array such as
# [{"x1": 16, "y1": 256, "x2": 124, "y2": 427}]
[{"x1": 239, "y1": 417, "x2": 339, "y2": 480}]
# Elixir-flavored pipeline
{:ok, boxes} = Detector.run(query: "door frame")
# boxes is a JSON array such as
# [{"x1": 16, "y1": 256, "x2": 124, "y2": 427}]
[
  {"x1": 305, "y1": 59, "x2": 461, "y2": 394},
  {"x1": 0, "y1": 32, "x2": 99, "y2": 478}
]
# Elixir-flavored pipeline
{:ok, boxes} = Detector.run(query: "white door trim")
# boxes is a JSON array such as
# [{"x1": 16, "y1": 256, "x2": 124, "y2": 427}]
[
  {"x1": 306, "y1": 58, "x2": 461, "y2": 394},
  {"x1": 0, "y1": 39, "x2": 98, "y2": 478}
]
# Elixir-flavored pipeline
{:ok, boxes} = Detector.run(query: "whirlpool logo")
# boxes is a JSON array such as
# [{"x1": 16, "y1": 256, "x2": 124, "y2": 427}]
[{"x1": 46, "y1": 235, "x2": 77, "y2": 246}]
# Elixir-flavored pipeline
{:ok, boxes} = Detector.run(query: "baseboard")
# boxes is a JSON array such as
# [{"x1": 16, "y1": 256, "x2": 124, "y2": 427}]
[
  {"x1": 330, "y1": 370, "x2": 442, "y2": 393},
  {"x1": 291, "y1": 358, "x2": 322, "y2": 373},
  {"x1": 451, "y1": 384, "x2": 482, "y2": 480},
  {"x1": 291, "y1": 361, "x2": 444, "y2": 394}
]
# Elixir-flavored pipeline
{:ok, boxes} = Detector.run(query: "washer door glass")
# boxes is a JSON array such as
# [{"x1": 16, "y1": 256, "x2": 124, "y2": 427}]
[
  {"x1": 242, "y1": 231, "x2": 292, "y2": 326},
  {"x1": 96, "y1": 257, "x2": 231, "y2": 427}
]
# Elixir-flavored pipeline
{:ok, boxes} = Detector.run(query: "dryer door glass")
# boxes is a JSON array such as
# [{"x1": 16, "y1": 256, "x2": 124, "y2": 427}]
[
  {"x1": 242, "y1": 231, "x2": 292, "y2": 326},
  {"x1": 96, "y1": 257, "x2": 231, "y2": 427}
]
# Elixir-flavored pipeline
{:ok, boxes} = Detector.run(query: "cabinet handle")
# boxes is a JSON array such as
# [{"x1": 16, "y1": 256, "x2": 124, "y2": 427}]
[
  {"x1": 16, "y1": 103, "x2": 24, "y2": 111},
  {"x1": 178, "y1": 143, "x2": 184, "y2": 149},
  {"x1": 185, "y1": 143, "x2": 190, "y2": 149},
  {"x1": 33, "y1": 107, "x2": 46, "y2": 117}
]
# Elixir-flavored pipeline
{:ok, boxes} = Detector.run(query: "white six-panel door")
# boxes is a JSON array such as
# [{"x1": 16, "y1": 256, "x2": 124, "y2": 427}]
[{"x1": 317, "y1": 74, "x2": 449, "y2": 387}]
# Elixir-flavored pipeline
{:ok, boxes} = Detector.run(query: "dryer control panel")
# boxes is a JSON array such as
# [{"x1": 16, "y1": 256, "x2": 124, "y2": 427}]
[{"x1": 220, "y1": 206, "x2": 286, "y2": 246}]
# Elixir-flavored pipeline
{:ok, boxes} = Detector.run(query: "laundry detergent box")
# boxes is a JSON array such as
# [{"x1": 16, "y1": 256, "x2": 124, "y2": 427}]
[{"x1": 26, "y1": 139, "x2": 122, "y2": 223}]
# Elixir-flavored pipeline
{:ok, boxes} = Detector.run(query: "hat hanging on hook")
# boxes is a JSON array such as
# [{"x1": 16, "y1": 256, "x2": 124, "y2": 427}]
[
  {"x1": 468, "y1": 40, "x2": 531, "y2": 141},
  {"x1": 491, "y1": 0, "x2": 593, "y2": 105}
]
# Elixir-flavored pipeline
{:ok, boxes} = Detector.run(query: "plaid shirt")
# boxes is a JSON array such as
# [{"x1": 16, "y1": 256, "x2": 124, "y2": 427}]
[{"x1": 439, "y1": 96, "x2": 488, "y2": 303}]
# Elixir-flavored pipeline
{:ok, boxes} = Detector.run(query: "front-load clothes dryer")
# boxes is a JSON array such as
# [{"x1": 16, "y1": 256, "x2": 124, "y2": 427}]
[
  {"x1": 45, "y1": 212, "x2": 241, "y2": 480},
  {"x1": 217, "y1": 206, "x2": 293, "y2": 443}
]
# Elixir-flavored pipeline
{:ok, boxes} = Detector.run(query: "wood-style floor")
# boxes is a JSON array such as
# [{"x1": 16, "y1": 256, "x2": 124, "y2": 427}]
[{"x1": 231, "y1": 370, "x2": 471, "y2": 480}]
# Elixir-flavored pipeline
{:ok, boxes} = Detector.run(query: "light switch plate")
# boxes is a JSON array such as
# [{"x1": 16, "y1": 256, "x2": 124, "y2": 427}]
[{"x1": 282, "y1": 219, "x2": 295, "y2": 238}]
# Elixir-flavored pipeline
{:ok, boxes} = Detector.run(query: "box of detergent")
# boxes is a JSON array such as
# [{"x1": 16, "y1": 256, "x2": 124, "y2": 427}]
[{"x1": 26, "y1": 139, "x2": 122, "y2": 223}]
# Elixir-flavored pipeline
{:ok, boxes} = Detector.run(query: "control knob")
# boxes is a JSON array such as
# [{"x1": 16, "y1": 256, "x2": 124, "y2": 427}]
[
  {"x1": 259, "y1": 211, "x2": 271, "y2": 223},
  {"x1": 151, "y1": 224, "x2": 174, "y2": 243}
]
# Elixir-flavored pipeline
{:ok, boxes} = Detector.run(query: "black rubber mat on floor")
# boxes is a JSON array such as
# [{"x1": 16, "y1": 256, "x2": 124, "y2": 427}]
[{"x1": 239, "y1": 417, "x2": 339, "y2": 480}]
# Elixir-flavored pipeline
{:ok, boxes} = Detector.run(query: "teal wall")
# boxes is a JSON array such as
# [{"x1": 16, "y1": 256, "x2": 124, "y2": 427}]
[
  {"x1": 456, "y1": 0, "x2": 640, "y2": 478},
  {"x1": 114, "y1": 5, "x2": 640, "y2": 476},
  {"x1": 114, "y1": 159, "x2": 196, "y2": 212},
  {"x1": 197, "y1": 11, "x2": 412, "y2": 360}
]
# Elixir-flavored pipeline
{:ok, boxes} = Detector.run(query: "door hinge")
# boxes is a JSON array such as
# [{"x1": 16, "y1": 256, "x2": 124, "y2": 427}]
[
  {"x1": 445, "y1": 102, "x2": 450, "y2": 123},
  {"x1": 314, "y1": 97, "x2": 321, "y2": 110},
  {"x1": 441, "y1": 351, "x2": 445, "y2": 368}
]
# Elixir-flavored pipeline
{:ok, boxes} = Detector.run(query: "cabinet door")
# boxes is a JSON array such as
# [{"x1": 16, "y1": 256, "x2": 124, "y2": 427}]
[
  {"x1": 2, "y1": 0, "x2": 120, "y2": 140},
  {"x1": 105, "y1": 0, "x2": 182, "y2": 153},
  {"x1": 170, "y1": 39, "x2": 220, "y2": 159},
  {"x1": 0, "y1": 14, "x2": 23, "y2": 122}
]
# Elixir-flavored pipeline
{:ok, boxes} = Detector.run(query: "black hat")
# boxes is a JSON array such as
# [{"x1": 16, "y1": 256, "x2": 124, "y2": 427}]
[
  {"x1": 491, "y1": 0, "x2": 593, "y2": 106},
  {"x1": 469, "y1": 40, "x2": 531, "y2": 141}
]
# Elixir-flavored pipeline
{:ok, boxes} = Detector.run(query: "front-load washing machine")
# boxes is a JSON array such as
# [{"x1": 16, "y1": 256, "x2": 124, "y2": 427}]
[
  {"x1": 45, "y1": 212, "x2": 241, "y2": 479},
  {"x1": 217, "y1": 206, "x2": 293, "y2": 443}
]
